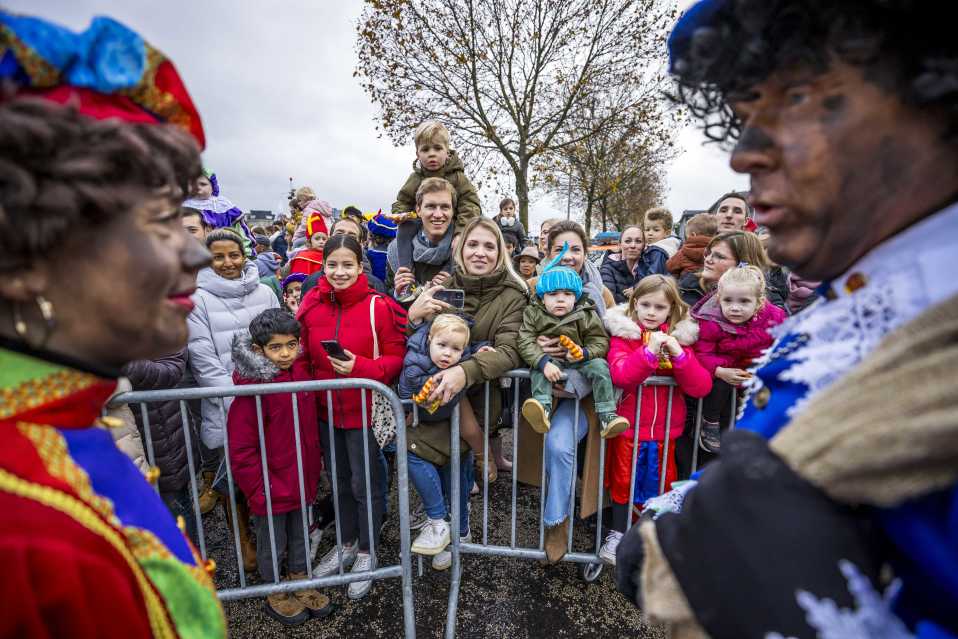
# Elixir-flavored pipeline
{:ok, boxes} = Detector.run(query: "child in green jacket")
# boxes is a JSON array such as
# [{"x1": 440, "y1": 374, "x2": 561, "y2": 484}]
[
  {"x1": 386, "y1": 121, "x2": 482, "y2": 299},
  {"x1": 518, "y1": 245, "x2": 629, "y2": 439}
]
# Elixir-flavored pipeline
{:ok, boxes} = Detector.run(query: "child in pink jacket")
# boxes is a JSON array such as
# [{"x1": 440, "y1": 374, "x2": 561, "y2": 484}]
[
  {"x1": 691, "y1": 265, "x2": 787, "y2": 453},
  {"x1": 600, "y1": 275, "x2": 712, "y2": 566}
]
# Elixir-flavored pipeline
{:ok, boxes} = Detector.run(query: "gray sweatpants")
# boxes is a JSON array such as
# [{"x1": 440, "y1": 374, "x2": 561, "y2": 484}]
[{"x1": 254, "y1": 509, "x2": 308, "y2": 582}]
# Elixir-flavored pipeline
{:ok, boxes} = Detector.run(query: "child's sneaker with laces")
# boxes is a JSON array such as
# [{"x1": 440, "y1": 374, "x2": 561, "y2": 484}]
[
  {"x1": 411, "y1": 518, "x2": 450, "y2": 556},
  {"x1": 314, "y1": 541, "x2": 358, "y2": 578},
  {"x1": 598, "y1": 530, "x2": 624, "y2": 565},
  {"x1": 408, "y1": 502, "x2": 428, "y2": 531},
  {"x1": 347, "y1": 552, "x2": 374, "y2": 600},
  {"x1": 432, "y1": 530, "x2": 470, "y2": 571},
  {"x1": 599, "y1": 412, "x2": 629, "y2": 439}
]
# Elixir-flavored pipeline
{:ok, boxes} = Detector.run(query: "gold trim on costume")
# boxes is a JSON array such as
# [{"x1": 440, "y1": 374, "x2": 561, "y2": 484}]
[{"x1": 0, "y1": 468, "x2": 178, "y2": 639}]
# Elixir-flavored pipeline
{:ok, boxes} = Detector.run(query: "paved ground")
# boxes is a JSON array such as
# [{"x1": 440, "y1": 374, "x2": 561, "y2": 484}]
[{"x1": 206, "y1": 434, "x2": 663, "y2": 638}]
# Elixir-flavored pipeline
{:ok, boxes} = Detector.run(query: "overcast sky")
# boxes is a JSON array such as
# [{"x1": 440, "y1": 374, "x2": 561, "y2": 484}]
[{"x1": 13, "y1": 0, "x2": 746, "y2": 233}]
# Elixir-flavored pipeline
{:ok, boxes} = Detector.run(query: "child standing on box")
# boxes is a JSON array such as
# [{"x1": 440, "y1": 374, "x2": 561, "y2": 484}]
[
  {"x1": 387, "y1": 121, "x2": 482, "y2": 300},
  {"x1": 691, "y1": 264, "x2": 787, "y2": 453},
  {"x1": 599, "y1": 275, "x2": 712, "y2": 565},
  {"x1": 518, "y1": 244, "x2": 630, "y2": 439},
  {"x1": 398, "y1": 314, "x2": 490, "y2": 568},
  {"x1": 227, "y1": 309, "x2": 332, "y2": 626}
]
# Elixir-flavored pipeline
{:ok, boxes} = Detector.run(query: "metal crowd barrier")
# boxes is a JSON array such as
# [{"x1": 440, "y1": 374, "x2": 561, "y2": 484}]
[
  {"x1": 111, "y1": 379, "x2": 417, "y2": 639},
  {"x1": 442, "y1": 370, "x2": 737, "y2": 638}
]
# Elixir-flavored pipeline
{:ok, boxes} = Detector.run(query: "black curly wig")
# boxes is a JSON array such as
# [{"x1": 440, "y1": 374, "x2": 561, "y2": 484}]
[{"x1": 670, "y1": 1, "x2": 958, "y2": 144}]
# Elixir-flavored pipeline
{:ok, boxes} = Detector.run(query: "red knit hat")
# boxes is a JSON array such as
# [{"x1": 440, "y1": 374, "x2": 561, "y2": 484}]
[{"x1": 306, "y1": 212, "x2": 329, "y2": 239}]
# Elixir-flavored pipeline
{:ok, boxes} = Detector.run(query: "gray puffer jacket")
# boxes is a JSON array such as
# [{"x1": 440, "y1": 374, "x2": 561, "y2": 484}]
[{"x1": 187, "y1": 261, "x2": 279, "y2": 448}]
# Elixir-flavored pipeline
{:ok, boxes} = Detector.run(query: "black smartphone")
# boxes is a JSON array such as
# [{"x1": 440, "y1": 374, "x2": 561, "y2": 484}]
[
  {"x1": 434, "y1": 288, "x2": 465, "y2": 309},
  {"x1": 321, "y1": 340, "x2": 349, "y2": 361}
]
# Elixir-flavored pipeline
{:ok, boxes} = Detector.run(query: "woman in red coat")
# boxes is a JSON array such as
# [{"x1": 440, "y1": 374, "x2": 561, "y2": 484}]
[{"x1": 295, "y1": 234, "x2": 406, "y2": 599}]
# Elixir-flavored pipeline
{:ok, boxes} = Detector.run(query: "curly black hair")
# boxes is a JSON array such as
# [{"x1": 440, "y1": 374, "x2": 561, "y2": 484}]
[
  {"x1": 0, "y1": 97, "x2": 202, "y2": 272},
  {"x1": 670, "y1": 1, "x2": 958, "y2": 144}
]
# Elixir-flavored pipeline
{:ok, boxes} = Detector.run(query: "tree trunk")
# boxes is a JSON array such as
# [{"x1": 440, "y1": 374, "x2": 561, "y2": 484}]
[
  {"x1": 601, "y1": 199, "x2": 607, "y2": 232},
  {"x1": 584, "y1": 198, "x2": 593, "y2": 237},
  {"x1": 515, "y1": 159, "x2": 530, "y2": 230}
]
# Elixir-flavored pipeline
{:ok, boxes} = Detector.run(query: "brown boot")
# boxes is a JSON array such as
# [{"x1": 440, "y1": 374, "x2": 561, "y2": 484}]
[
  {"x1": 544, "y1": 517, "x2": 569, "y2": 564},
  {"x1": 197, "y1": 470, "x2": 220, "y2": 514},
  {"x1": 264, "y1": 591, "x2": 309, "y2": 626},
  {"x1": 289, "y1": 571, "x2": 335, "y2": 619},
  {"x1": 224, "y1": 497, "x2": 258, "y2": 573}
]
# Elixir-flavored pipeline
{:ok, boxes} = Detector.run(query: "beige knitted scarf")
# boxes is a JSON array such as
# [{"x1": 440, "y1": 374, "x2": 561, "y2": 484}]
[{"x1": 770, "y1": 293, "x2": 958, "y2": 507}]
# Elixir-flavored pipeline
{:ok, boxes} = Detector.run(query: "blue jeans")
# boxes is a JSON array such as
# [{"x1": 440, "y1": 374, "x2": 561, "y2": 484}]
[
  {"x1": 543, "y1": 399, "x2": 589, "y2": 526},
  {"x1": 407, "y1": 451, "x2": 473, "y2": 536}
]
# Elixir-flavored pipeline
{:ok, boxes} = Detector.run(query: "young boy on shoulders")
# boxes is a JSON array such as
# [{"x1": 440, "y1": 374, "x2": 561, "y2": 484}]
[
  {"x1": 667, "y1": 212, "x2": 718, "y2": 276},
  {"x1": 386, "y1": 121, "x2": 482, "y2": 299}
]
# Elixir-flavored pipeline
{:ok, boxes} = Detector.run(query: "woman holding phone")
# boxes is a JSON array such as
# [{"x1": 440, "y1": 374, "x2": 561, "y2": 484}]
[{"x1": 296, "y1": 234, "x2": 406, "y2": 599}]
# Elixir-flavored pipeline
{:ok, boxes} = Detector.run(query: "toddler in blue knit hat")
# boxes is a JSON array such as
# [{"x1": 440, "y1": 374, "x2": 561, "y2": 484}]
[{"x1": 517, "y1": 244, "x2": 629, "y2": 439}]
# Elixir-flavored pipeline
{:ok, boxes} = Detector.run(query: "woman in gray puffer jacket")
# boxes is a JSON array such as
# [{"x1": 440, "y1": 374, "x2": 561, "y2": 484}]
[{"x1": 187, "y1": 229, "x2": 279, "y2": 450}]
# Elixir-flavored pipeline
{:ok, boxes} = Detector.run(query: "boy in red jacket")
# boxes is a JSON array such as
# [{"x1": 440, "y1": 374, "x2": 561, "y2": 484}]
[
  {"x1": 227, "y1": 309, "x2": 333, "y2": 626},
  {"x1": 667, "y1": 213, "x2": 718, "y2": 276}
]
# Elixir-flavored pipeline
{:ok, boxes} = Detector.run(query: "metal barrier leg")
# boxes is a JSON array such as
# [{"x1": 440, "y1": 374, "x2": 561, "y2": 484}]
[
  {"x1": 482, "y1": 383, "x2": 490, "y2": 546},
  {"x1": 290, "y1": 393, "x2": 312, "y2": 578},
  {"x1": 393, "y1": 392, "x2": 417, "y2": 639},
  {"x1": 325, "y1": 392, "x2": 346, "y2": 575},
  {"x1": 179, "y1": 400, "x2": 207, "y2": 561},
  {"x1": 510, "y1": 380, "x2": 519, "y2": 549},
  {"x1": 659, "y1": 388, "x2": 675, "y2": 495},
  {"x1": 255, "y1": 396, "x2": 280, "y2": 583},
  {"x1": 218, "y1": 400, "x2": 245, "y2": 587},
  {"x1": 445, "y1": 404, "x2": 462, "y2": 639},
  {"x1": 690, "y1": 398, "x2": 704, "y2": 476}
]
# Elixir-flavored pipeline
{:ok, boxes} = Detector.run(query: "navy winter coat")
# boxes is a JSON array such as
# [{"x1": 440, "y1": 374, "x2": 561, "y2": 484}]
[{"x1": 398, "y1": 319, "x2": 482, "y2": 422}]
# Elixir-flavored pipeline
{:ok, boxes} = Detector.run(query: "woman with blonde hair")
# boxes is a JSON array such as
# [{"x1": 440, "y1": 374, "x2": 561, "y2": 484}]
[{"x1": 406, "y1": 217, "x2": 527, "y2": 554}]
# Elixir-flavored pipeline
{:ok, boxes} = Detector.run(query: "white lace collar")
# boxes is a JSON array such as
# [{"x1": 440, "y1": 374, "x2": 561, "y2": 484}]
[{"x1": 744, "y1": 202, "x2": 958, "y2": 419}]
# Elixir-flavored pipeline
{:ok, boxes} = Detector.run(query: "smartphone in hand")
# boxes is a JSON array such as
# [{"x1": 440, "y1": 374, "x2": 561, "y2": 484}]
[
  {"x1": 321, "y1": 340, "x2": 349, "y2": 361},
  {"x1": 434, "y1": 288, "x2": 465, "y2": 310}
]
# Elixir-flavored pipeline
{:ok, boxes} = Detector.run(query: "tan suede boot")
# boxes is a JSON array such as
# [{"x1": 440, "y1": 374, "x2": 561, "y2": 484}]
[
  {"x1": 197, "y1": 470, "x2": 220, "y2": 514},
  {"x1": 264, "y1": 591, "x2": 309, "y2": 626},
  {"x1": 289, "y1": 571, "x2": 335, "y2": 619},
  {"x1": 544, "y1": 517, "x2": 569, "y2": 564},
  {"x1": 224, "y1": 497, "x2": 257, "y2": 573}
]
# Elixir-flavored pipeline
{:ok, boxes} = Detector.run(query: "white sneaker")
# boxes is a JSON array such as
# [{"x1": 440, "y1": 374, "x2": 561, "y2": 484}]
[
  {"x1": 347, "y1": 552, "x2": 374, "y2": 600},
  {"x1": 314, "y1": 541, "x2": 358, "y2": 578},
  {"x1": 598, "y1": 530, "x2": 624, "y2": 566},
  {"x1": 431, "y1": 530, "x2": 471, "y2": 571},
  {"x1": 411, "y1": 518, "x2": 450, "y2": 556}
]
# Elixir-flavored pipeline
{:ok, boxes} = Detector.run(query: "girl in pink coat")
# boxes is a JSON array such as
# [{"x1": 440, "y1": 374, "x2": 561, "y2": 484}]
[
  {"x1": 600, "y1": 275, "x2": 712, "y2": 565},
  {"x1": 691, "y1": 265, "x2": 787, "y2": 453}
]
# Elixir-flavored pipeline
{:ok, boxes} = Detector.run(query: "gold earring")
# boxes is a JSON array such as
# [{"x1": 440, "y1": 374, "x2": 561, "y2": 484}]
[{"x1": 12, "y1": 295, "x2": 56, "y2": 347}]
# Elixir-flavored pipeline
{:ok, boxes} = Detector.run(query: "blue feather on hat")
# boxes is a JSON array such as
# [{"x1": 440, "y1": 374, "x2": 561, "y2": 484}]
[{"x1": 535, "y1": 242, "x2": 583, "y2": 300}]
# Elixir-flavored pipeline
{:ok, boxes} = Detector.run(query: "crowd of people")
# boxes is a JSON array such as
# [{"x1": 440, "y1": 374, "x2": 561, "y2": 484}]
[
  {"x1": 119, "y1": 114, "x2": 821, "y2": 626},
  {"x1": 2, "y1": 3, "x2": 955, "y2": 638}
]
